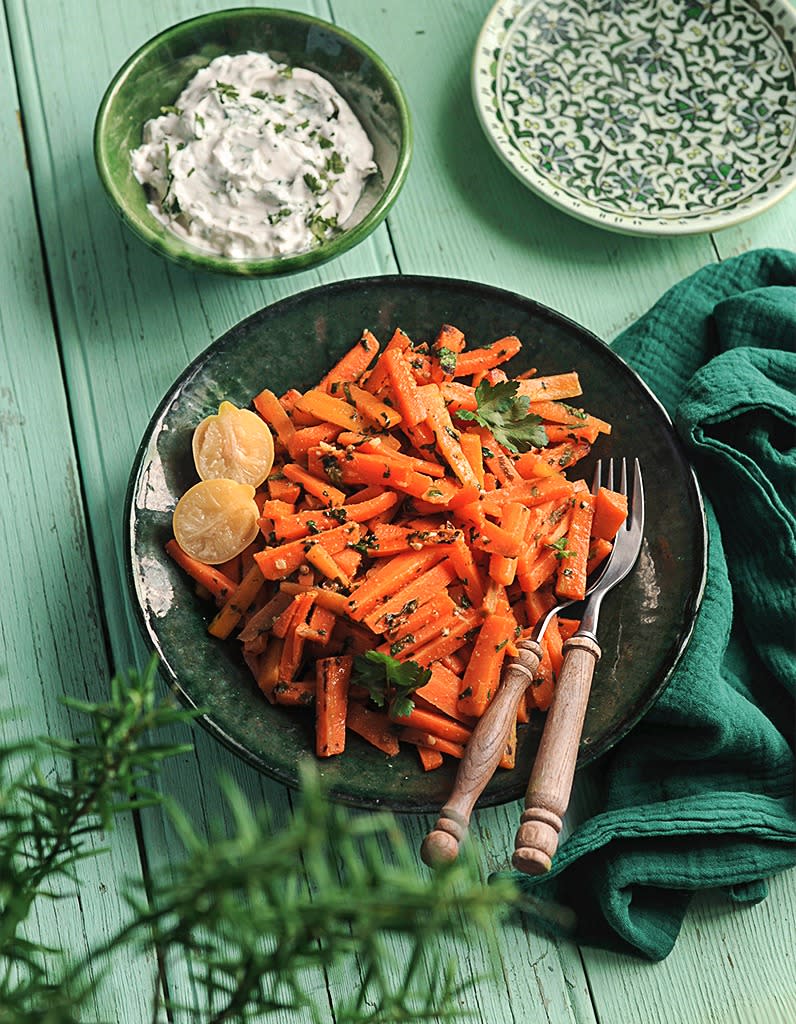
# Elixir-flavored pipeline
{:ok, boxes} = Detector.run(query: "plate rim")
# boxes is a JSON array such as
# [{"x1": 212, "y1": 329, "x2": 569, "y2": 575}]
[
  {"x1": 471, "y1": 0, "x2": 796, "y2": 238},
  {"x1": 123, "y1": 273, "x2": 708, "y2": 811}
]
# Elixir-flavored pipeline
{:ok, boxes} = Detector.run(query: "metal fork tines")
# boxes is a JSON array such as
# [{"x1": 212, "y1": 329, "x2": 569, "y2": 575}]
[{"x1": 512, "y1": 457, "x2": 645, "y2": 876}]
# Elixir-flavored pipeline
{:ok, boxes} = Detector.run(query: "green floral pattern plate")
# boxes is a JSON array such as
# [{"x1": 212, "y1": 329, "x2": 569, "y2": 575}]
[
  {"x1": 472, "y1": 0, "x2": 796, "y2": 235},
  {"x1": 125, "y1": 276, "x2": 706, "y2": 811}
]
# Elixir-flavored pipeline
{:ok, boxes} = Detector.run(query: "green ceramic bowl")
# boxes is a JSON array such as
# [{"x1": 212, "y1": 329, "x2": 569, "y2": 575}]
[
  {"x1": 125, "y1": 276, "x2": 707, "y2": 812},
  {"x1": 94, "y1": 8, "x2": 412, "y2": 276}
]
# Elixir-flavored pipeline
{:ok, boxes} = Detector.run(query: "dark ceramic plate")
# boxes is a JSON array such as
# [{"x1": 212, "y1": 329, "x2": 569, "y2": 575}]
[{"x1": 125, "y1": 276, "x2": 706, "y2": 811}]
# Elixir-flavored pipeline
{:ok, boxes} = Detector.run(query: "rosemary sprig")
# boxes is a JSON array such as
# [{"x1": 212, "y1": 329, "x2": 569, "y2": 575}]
[{"x1": 1, "y1": 659, "x2": 517, "y2": 1022}]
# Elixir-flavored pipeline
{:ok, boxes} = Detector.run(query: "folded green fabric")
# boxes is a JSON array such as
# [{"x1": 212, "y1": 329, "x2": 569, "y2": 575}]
[{"x1": 500, "y1": 248, "x2": 796, "y2": 961}]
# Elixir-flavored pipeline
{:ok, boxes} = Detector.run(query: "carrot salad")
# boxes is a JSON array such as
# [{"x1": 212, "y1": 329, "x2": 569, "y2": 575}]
[{"x1": 166, "y1": 324, "x2": 628, "y2": 771}]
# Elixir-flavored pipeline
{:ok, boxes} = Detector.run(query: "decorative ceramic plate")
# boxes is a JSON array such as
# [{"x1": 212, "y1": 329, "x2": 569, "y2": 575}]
[
  {"x1": 125, "y1": 276, "x2": 706, "y2": 811},
  {"x1": 472, "y1": 0, "x2": 796, "y2": 235}
]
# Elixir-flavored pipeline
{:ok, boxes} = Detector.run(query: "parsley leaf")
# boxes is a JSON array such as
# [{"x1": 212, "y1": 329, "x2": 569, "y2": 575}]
[
  {"x1": 353, "y1": 651, "x2": 431, "y2": 718},
  {"x1": 303, "y1": 172, "x2": 323, "y2": 195},
  {"x1": 458, "y1": 380, "x2": 548, "y2": 454},
  {"x1": 547, "y1": 537, "x2": 575, "y2": 560}
]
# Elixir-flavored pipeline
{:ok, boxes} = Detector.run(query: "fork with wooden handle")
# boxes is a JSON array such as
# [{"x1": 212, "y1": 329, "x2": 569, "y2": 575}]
[
  {"x1": 420, "y1": 462, "x2": 615, "y2": 868},
  {"x1": 512, "y1": 458, "x2": 645, "y2": 875}
]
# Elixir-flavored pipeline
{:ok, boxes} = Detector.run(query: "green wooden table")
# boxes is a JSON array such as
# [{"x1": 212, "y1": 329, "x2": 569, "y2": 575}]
[{"x1": 2, "y1": 1, "x2": 795, "y2": 1020}]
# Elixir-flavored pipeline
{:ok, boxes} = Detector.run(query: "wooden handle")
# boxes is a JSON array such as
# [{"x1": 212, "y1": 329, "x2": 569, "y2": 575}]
[
  {"x1": 512, "y1": 635, "x2": 601, "y2": 876},
  {"x1": 421, "y1": 640, "x2": 542, "y2": 867}
]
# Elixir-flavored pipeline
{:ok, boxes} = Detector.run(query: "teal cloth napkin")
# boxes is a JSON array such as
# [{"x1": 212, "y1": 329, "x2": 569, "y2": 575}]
[{"x1": 500, "y1": 248, "x2": 796, "y2": 961}]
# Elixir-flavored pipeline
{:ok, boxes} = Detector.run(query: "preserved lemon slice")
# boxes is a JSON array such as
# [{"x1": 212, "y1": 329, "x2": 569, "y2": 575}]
[
  {"x1": 193, "y1": 401, "x2": 274, "y2": 487},
  {"x1": 173, "y1": 478, "x2": 260, "y2": 564}
]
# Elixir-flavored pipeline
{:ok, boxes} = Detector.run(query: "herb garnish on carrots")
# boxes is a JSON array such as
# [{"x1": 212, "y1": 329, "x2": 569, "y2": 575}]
[{"x1": 458, "y1": 380, "x2": 548, "y2": 453}]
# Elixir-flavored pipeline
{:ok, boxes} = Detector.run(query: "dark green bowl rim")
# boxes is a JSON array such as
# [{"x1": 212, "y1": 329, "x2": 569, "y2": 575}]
[
  {"x1": 93, "y1": 7, "x2": 413, "y2": 276},
  {"x1": 123, "y1": 273, "x2": 708, "y2": 811}
]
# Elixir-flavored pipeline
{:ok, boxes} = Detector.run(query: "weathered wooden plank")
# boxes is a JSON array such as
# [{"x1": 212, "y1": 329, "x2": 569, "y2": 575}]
[
  {"x1": 0, "y1": 7, "x2": 166, "y2": 1020},
  {"x1": 579, "y1": 869, "x2": 796, "y2": 1024}
]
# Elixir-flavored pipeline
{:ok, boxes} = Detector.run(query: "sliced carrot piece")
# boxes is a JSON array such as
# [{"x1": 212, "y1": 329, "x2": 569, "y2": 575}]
[{"x1": 315, "y1": 655, "x2": 352, "y2": 757}]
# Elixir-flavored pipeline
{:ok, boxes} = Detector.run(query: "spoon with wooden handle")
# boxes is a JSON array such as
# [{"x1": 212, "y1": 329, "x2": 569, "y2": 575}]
[{"x1": 513, "y1": 458, "x2": 644, "y2": 875}]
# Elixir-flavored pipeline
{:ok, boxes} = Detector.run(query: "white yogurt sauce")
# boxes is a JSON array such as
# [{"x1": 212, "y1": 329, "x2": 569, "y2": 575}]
[{"x1": 131, "y1": 52, "x2": 377, "y2": 259}]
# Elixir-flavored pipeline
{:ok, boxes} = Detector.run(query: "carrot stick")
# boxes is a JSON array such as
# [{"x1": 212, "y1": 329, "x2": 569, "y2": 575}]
[
  {"x1": 418, "y1": 385, "x2": 481, "y2": 490},
  {"x1": 587, "y1": 537, "x2": 613, "y2": 575},
  {"x1": 346, "y1": 703, "x2": 400, "y2": 755},
  {"x1": 544, "y1": 614, "x2": 564, "y2": 677},
  {"x1": 363, "y1": 559, "x2": 457, "y2": 632},
  {"x1": 459, "y1": 432, "x2": 485, "y2": 487},
  {"x1": 346, "y1": 547, "x2": 446, "y2": 620},
  {"x1": 268, "y1": 476, "x2": 302, "y2": 503},
  {"x1": 315, "y1": 655, "x2": 352, "y2": 756},
  {"x1": 400, "y1": 728, "x2": 465, "y2": 760},
  {"x1": 355, "y1": 439, "x2": 446, "y2": 478},
  {"x1": 391, "y1": 706, "x2": 472, "y2": 745},
  {"x1": 528, "y1": 643, "x2": 554, "y2": 712},
  {"x1": 414, "y1": 662, "x2": 474, "y2": 724},
  {"x1": 273, "y1": 680, "x2": 316, "y2": 706},
  {"x1": 165, "y1": 540, "x2": 237, "y2": 603},
  {"x1": 382, "y1": 348, "x2": 428, "y2": 427},
  {"x1": 279, "y1": 582, "x2": 349, "y2": 616},
  {"x1": 278, "y1": 592, "x2": 315, "y2": 681},
  {"x1": 287, "y1": 422, "x2": 341, "y2": 462},
  {"x1": 591, "y1": 487, "x2": 628, "y2": 540},
  {"x1": 379, "y1": 595, "x2": 457, "y2": 657},
  {"x1": 416, "y1": 745, "x2": 444, "y2": 771},
  {"x1": 411, "y1": 606, "x2": 482, "y2": 667},
  {"x1": 238, "y1": 590, "x2": 293, "y2": 644},
  {"x1": 207, "y1": 562, "x2": 266, "y2": 640},
  {"x1": 253, "y1": 388, "x2": 296, "y2": 444},
  {"x1": 254, "y1": 522, "x2": 361, "y2": 580},
  {"x1": 458, "y1": 614, "x2": 515, "y2": 717},
  {"x1": 342, "y1": 383, "x2": 402, "y2": 430},
  {"x1": 305, "y1": 543, "x2": 352, "y2": 588},
  {"x1": 528, "y1": 399, "x2": 611, "y2": 435},
  {"x1": 361, "y1": 328, "x2": 412, "y2": 394},
  {"x1": 256, "y1": 636, "x2": 284, "y2": 703},
  {"x1": 454, "y1": 335, "x2": 522, "y2": 376},
  {"x1": 516, "y1": 373, "x2": 582, "y2": 402},
  {"x1": 447, "y1": 533, "x2": 486, "y2": 607},
  {"x1": 518, "y1": 548, "x2": 559, "y2": 594},
  {"x1": 555, "y1": 493, "x2": 595, "y2": 601},
  {"x1": 294, "y1": 388, "x2": 366, "y2": 432},
  {"x1": 282, "y1": 463, "x2": 346, "y2": 506},
  {"x1": 318, "y1": 330, "x2": 380, "y2": 392},
  {"x1": 489, "y1": 502, "x2": 532, "y2": 586},
  {"x1": 298, "y1": 604, "x2": 337, "y2": 645}
]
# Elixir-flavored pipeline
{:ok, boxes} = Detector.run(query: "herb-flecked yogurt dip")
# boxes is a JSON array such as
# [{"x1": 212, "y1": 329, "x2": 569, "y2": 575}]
[{"x1": 131, "y1": 52, "x2": 377, "y2": 259}]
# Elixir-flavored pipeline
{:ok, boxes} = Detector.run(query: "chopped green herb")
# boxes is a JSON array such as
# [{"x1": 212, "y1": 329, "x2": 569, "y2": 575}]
[
  {"x1": 268, "y1": 207, "x2": 291, "y2": 225},
  {"x1": 352, "y1": 650, "x2": 431, "y2": 718},
  {"x1": 458, "y1": 380, "x2": 548, "y2": 454},
  {"x1": 303, "y1": 173, "x2": 323, "y2": 195},
  {"x1": 437, "y1": 347, "x2": 458, "y2": 375},
  {"x1": 318, "y1": 134, "x2": 334, "y2": 149},
  {"x1": 273, "y1": 123, "x2": 287, "y2": 134},
  {"x1": 160, "y1": 104, "x2": 182, "y2": 116},
  {"x1": 214, "y1": 80, "x2": 240, "y2": 103},
  {"x1": 561, "y1": 403, "x2": 588, "y2": 421},
  {"x1": 325, "y1": 151, "x2": 345, "y2": 175}
]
